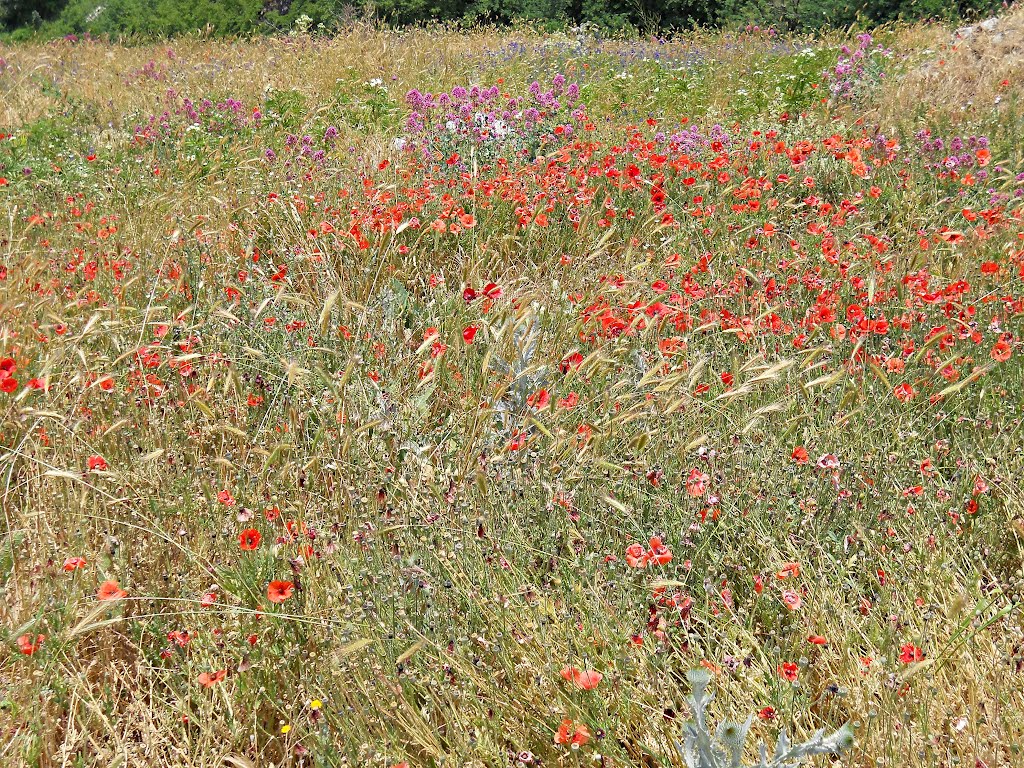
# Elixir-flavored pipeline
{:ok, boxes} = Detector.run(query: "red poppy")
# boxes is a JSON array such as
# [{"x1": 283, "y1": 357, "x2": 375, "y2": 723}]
[
  {"x1": 899, "y1": 644, "x2": 925, "y2": 663},
  {"x1": 757, "y1": 706, "x2": 777, "y2": 721},
  {"x1": 991, "y1": 340, "x2": 1011, "y2": 362},
  {"x1": 62, "y1": 556, "x2": 87, "y2": 571},
  {"x1": 778, "y1": 662, "x2": 799, "y2": 682},
  {"x1": 17, "y1": 634, "x2": 45, "y2": 655},
  {"x1": 776, "y1": 562, "x2": 801, "y2": 579},
  {"x1": 559, "y1": 352, "x2": 583, "y2": 373},
  {"x1": 238, "y1": 528, "x2": 261, "y2": 550},
  {"x1": 560, "y1": 666, "x2": 603, "y2": 690},
  {"x1": 197, "y1": 670, "x2": 226, "y2": 688},
  {"x1": 87, "y1": 455, "x2": 108, "y2": 472},
  {"x1": 807, "y1": 635, "x2": 828, "y2": 645},
  {"x1": 168, "y1": 630, "x2": 191, "y2": 647},
  {"x1": 200, "y1": 591, "x2": 217, "y2": 607},
  {"x1": 558, "y1": 392, "x2": 579, "y2": 409},
  {"x1": 527, "y1": 388, "x2": 550, "y2": 409},
  {"x1": 791, "y1": 446, "x2": 809, "y2": 464},
  {"x1": 554, "y1": 718, "x2": 590, "y2": 747},
  {"x1": 625, "y1": 543, "x2": 646, "y2": 568},
  {"x1": 217, "y1": 489, "x2": 236, "y2": 506},
  {"x1": 646, "y1": 536, "x2": 672, "y2": 565},
  {"x1": 685, "y1": 468, "x2": 709, "y2": 497},
  {"x1": 267, "y1": 580, "x2": 294, "y2": 604},
  {"x1": 97, "y1": 580, "x2": 127, "y2": 601},
  {"x1": 462, "y1": 325, "x2": 478, "y2": 344},
  {"x1": 893, "y1": 382, "x2": 916, "y2": 402}
]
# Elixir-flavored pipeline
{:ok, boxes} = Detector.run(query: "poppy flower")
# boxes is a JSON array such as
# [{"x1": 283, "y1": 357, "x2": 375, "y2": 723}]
[
  {"x1": 776, "y1": 562, "x2": 801, "y2": 579},
  {"x1": 899, "y1": 644, "x2": 925, "y2": 663},
  {"x1": 17, "y1": 634, "x2": 45, "y2": 655},
  {"x1": 757, "y1": 706, "x2": 777, "y2": 721},
  {"x1": 554, "y1": 718, "x2": 590, "y2": 748},
  {"x1": 791, "y1": 446, "x2": 809, "y2": 464},
  {"x1": 991, "y1": 340, "x2": 1011, "y2": 362},
  {"x1": 807, "y1": 635, "x2": 828, "y2": 645},
  {"x1": 267, "y1": 580, "x2": 294, "y2": 603},
  {"x1": 462, "y1": 325, "x2": 478, "y2": 344},
  {"x1": 560, "y1": 666, "x2": 603, "y2": 690},
  {"x1": 685, "y1": 468, "x2": 709, "y2": 497},
  {"x1": 526, "y1": 388, "x2": 550, "y2": 409},
  {"x1": 97, "y1": 580, "x2": 127, "y2": 601},
  {"x1": 646, "y1": 536, "x2": 672, "y2": 565},
  {"x1": 559, "y1": 352, "x2": 583, "y2": 373},
  {"x1": 200, "y1": 591, "x2": 217, "y2": 607},
  {"x1": 816, "y1": 454, "x2": 840, "y2": 471},
  {"x1": 217, "y1": 489, "x2": 236, "y2": 506},
  {"x1": 781, "y1": 590, "x2": 802, "y2": 611},
  {"x1": 197, "y1": 669, "x2": 226, "y2": 688},
  {"x1": 558, "y1": 392, "x2": 579, "y2": 409},
  {"x1": 778, "y1": 662, "x2": 799, "y2": 682},
  {"x1": 893, "y1": 382, "x2": 916, "y2": 402},
  {"x1": 168, "y1": 630, "x2": 191, "y2": 647},
  {"x1": 87, "y1": 455, "x2": 108, "y2": 472},
  {"x1": 62, "y1": 556, "x2": 87, "y2": 571},
  {"x1": 238, "y1": 528, "x2": 261, "y2": 550},
  {"x1": 625, "y1": 542, "x2": 646, "y2": 568}
]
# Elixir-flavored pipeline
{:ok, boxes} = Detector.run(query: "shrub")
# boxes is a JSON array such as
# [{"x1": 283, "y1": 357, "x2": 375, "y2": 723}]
[{"x1": 680, "y1": 669, "x2": 854, "y2": 768}]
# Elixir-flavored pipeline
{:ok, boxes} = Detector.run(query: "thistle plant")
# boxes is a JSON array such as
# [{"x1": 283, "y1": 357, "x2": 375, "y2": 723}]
[{"x1": 679, "y1": 669, "x2": 854, "y2": 768}]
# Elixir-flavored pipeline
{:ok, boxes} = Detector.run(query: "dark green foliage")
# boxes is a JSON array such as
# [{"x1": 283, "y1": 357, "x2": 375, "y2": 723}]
[
  {"x1": 0, "y1": 0, "x2": 69, "y2": 29},
  {"x1": 0, "y1": 0, "x2": 1009, "y2": 37},
  {"x1": 719, "y1": 0, "x2": 1005, "y2": 31}
]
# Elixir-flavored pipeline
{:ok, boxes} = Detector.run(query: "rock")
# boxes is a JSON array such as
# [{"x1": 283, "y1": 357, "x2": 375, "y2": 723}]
[{"x1": 956, "y1": 16, "x2": 1001, "y2": 40}]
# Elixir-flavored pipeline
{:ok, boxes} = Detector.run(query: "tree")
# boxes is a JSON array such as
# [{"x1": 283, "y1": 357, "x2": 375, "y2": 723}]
[{"x1": 1, "y1": 0, "x2": 68, "y2": 30}]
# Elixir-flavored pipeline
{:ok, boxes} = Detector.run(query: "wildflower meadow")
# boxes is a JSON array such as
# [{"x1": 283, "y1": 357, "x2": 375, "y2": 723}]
[{"x1": 1, "y1": 8, "x2": 1024, "y2": 768}]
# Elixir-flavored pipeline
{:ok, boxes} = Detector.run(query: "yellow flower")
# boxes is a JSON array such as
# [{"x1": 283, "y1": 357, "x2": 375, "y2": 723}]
[{"x1": 280, "y1": 724, "x2": 291, "y2": 734}]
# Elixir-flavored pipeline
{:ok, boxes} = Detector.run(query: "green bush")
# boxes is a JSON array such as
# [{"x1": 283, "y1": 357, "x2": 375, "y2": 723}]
[{"x1": 0, "y1": 0, "x2": 1010, "y2": 38}]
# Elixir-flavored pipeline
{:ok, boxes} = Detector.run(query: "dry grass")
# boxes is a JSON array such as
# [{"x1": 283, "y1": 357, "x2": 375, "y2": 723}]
[
  {"x1": 1, "y1": 13, "x2": 1024, "y2": 768},
  {"x1": 876, "y1": 5, "x2": 1024, "y2": 125}
]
